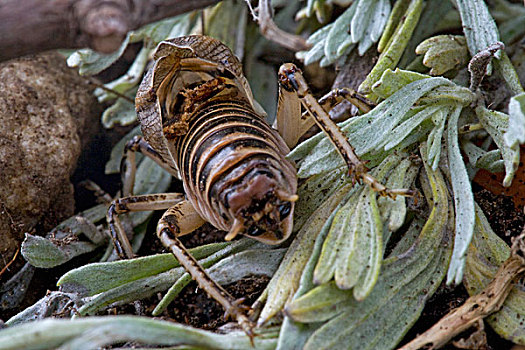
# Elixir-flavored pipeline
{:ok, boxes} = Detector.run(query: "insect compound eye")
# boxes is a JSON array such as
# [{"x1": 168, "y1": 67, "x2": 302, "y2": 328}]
[
  {"x1": 246, "y1": 225, "x2": 264, "y2": 237},
  {"x1": 278, "y1": 202, "x2": 292, "y2": 220}
]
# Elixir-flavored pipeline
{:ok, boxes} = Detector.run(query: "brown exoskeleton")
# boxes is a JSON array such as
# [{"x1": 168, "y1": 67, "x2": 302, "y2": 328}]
[{"x1": 107, "y1": 35, "x2": 413, "y2": 337}]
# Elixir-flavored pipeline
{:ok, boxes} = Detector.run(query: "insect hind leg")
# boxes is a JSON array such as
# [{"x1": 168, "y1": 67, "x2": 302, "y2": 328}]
[
  {"x1": 107, "y1": 193, "x2": 185, "y2": 259},
  {"x1": 121, "y1": 135, "x2": 178, "y2": 197},
  {"x1": 156, "y1": 202, "x2": 255, "y2": 339},
  {"x1": 277, "y1": 63, "x2": 415, "y2": 199}
]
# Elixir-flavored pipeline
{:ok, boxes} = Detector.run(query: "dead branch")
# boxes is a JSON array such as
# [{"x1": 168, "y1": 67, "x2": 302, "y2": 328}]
[
  {"x1": 257, "y1": 0, "x2": 309, "y2": 52},
  {"x1": 398, "y1": 231, "x2": 525, "y2": 350},
  {"x1": 0, "y1": 0, "x2": 220, "y2": 62}
]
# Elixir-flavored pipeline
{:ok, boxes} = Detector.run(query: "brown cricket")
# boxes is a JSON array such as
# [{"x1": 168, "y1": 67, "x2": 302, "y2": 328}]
[{"x1": 107, "y1": 35, "x2": 413, "y2": 337}]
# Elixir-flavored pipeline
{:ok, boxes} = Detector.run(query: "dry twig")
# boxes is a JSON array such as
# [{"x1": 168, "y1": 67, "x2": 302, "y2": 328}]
[
  {"x1": 399, "y1": 225, "x2": 525, "y2": 350},
  {"x1": 257, "y1": 0, "x2": 309, "y2": 51},
  {"x1": 0, "y1": 246, "x2": 20, "y2": 278}
]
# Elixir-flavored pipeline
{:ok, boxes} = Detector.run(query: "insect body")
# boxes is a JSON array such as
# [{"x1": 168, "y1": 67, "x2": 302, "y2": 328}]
[
  {"x1": 108, "y1": 35, "x2": 298, "y2": 335},
  {"x1": 136, "y1": 35, "x2": 298, "y2": 244}
]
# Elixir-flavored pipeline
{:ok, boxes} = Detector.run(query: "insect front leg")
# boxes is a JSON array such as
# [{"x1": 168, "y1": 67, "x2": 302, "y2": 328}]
[
  {"x1": 277, "y1": 63, "x2": 414, "y2": 199},
  {"x1": 156, "y1": 201, "x2": 255, "y2": 338},
  {"x1": 107, "y1": 193, "x2": 185, "y2": 259}
]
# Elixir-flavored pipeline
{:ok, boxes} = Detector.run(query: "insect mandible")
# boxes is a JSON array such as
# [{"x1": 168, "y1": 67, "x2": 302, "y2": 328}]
[{"x1": 107, "y1": 35, "x2": 413, "y2": 336}]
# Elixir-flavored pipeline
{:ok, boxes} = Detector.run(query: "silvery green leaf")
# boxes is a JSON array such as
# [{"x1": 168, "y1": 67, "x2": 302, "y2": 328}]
[
  {"x1": 57, "y1": 243, "x2": 227, "y2": 297},
  {"x1": 68, "y1": 13, "x2": 192, "y2": 78},
  {"x1": 377, "y1": 0, "x2": 410, "y2": 53},
  {"x1": 499, "y1": 15, "x2": 525, "y2": 45},
  {"x1": 371, "y1": 68, "x2": 430, "y2": 99},
  {"x1": 351, "y1": 0, "x2": 376, "y2": 42},
  {"x1": 299, "y1": 23, "x2": 331, "y2": 65},
  {"x1": 67, "y1": 34, "x2": 132, "y2": 75},
  {"x1": 21, "y1": 233, "x2": 97, "y2": 269},
  {"x1": 95, "y1": 48, "x2": 149, "y2": 103},
  {"x1": 359, "y1": 0, "x2": 424, "y2": 94},
  {"x1": 6, "y1": 291, "x2": 79, "y2": 326},
  {"x1": 313, "y1": 155, "x2": 404, "y2": 297},
  {"x1": 293, "y1": 166, "x2": 347, "y2": 231},
  {"x1": 319, "y1": 56, "x2": 333, "y2": 68},
  {"x1": 101, "y1": 96, "x2": 137, "y2": 128},
  {"x1": 504, "y1": 92, "x2": 525, "y2": 148},
  {"x1": 476, "y1": 150, "x2": 505, "y2": 173},
  {"x1": 153, "y1": 245, "x2": 285, "y2": 316},
  {"x1": 324, "y1": 2, "x2": 357, "y2": 62},
  {"x1": 383, "y1": 104, "x2": 442, "y2": 151},
  {"x1": 313, "y1": 192, "x2": 361, "y2": 286},
  {"x1": 0, "y1": 263, "x2": 35, "y2": 312},
  {"x1": 456, "y1": 0, "x2": 500, "y2": 60},
  {"x1": 446, "y1": 105, "x2": 475, "y2": 285},
  {"x1": 245, "y1": 57, "x2": 278, "y2": 121},
  {"x1": 415, "y1": 35, "x2": 469, "y2": 76},
  {"x1": 464, "y1": 204, "x2": 525, "y2": 344},
  {"x1": 300, "y1": 0, "x2": 389, "y2": 66},
  {"x1": 129, "y1": 156, "x2": 173, "y2": 227},
  {"x1": 354, "y1": 0, "x2": 390, "y2": 55},
  {"x1": 206, "y1": 248, "x2": 286, "y2": 285},
  {"x1": 0, "y1": 316, "x2": 277, "y2": 350},
  {"x1": 344, "y1": 187, "x2": 382, "y2": 300},
  {"x1": 285, "y1": 160, "x2": 452, "y2": 350},
  {"x1": 490, "y1": 0, "x2": 525, "y2": 44},
  {"x1": 292, "y1": 76, "x2": 451, "y2": 179},
  {"x1": 275, "y1": 186, "x2": 360, "y2": 349},
  {"x1": 303, "y1": 39, "x2": 328, "y2": 66},
  {"x1": 418, "y1": 84, "x2": 475, "y2": 106},
  {"x1": 476, "y1": 106, "x2": 520, "y2": 187},
  {"x1": 65, "y1": 240, "x2": 256, "y2": 316},
  {"x1": 378, "y1": 157, "x2": 418, "y2": 233},
  {"x1": 306, "y1": 22, "x2": 332, "y2": 46},
  {"x1": 139, "y1": 13, "x2": 194, "y2": 48},
  {"x1": 257, "y1": 183, "x2": 355, "y2": 325},
  {"x1": 285, "y1": 281, "x2": 351, "y2": 323},
  {"x1": 462, "y1": 140, "x2": 486, "y2": 167},
  {"x1": 426, "y1": 107, "x2": 447, "y2": 170},
  {"x1": 105, "y1": 126, "x2": 143, "y2": 174},
  {"x1": 205, "y1": 0, "x2": 247, "y2": 56},
  {"x1": 50, "y1": 204, "x2": 108, "y2": 243},
  {"x1": 398, "y1": 0, "x2": 457, "y2": 68},
  {"x1": 20, "y1": 204, "x2": 109, "y2": 268}
]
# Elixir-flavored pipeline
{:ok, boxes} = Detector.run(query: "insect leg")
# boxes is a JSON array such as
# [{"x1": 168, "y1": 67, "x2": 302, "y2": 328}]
[
  {"x1": 121, "y1": 135, "x2": 178, "y2": 197},
  {"x1": 278, "y1": 63, "x2": 414, "y2": 198},
  {"x1": 157, "y1": 202, "x2": 254, "y2": 338},
  {"x1": 275, "y1": 78, "x2": 375, "y2": 149},
  {"x1": 107, "y1": 193, "x2": 185, "y2": 259},
  {"x1": 298, "y1": 88, "x2": 377, "y2": 141},
  {"x1": 318, "y1": 87, "x2": 375, "y2": 116}
]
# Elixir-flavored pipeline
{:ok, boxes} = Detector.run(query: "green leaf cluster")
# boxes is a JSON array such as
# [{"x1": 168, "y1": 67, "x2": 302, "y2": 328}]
[{"x1": 297, "y1": 0, "x2": 391, "y2": 66}]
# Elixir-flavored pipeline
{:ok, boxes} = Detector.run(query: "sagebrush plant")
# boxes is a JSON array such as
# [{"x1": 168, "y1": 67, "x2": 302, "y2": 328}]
[{"x1": 3, "y1": 1, "x2": 525, "y2": 349}]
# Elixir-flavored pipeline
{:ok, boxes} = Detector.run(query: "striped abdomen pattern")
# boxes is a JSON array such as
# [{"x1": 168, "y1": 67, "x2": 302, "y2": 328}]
[{"x1": 175, "y1": 99, "x2": 297, "y2": 243}]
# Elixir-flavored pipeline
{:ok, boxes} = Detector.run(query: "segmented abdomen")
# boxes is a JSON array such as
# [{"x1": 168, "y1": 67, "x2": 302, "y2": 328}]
[{"x1": 176, "y1": 100, "x2": 297, "y2": 231}]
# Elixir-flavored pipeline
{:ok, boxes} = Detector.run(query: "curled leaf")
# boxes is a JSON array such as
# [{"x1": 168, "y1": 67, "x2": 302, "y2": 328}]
[
  {"x1": 476, "y1": 106, "x2": 520, "y2": 187},
  {"x1": 415, "y1": 35, "x2": 469, "y2": 76},
  {"x1": 504, "y1": 93, "x2": 525, "y2": 149}
]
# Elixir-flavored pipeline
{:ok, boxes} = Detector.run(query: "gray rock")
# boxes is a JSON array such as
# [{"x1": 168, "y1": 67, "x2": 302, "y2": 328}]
[{"x1": 0, "y1": 52, "x2": 102, "y2": 262}]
